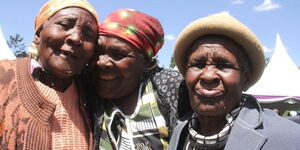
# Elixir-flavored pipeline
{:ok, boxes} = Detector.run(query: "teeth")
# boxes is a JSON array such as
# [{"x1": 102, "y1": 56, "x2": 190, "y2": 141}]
[{"x1": 99, "y1": 74, "x2": 117, "y2": 80}]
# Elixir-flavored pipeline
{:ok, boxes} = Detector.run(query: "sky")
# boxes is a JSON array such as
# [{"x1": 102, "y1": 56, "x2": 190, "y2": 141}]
[{"x1": 1, "y1": 0, "x2": 300, "y2": 68}]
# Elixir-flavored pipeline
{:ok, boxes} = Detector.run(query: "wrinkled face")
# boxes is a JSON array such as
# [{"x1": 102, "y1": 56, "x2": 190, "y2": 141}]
[
  {"x1": 35, "y1": 7, "x2": 98, "y2": 79},
  {"x1": 92, "y1": 36, "x2": 147, "y2": 99},
  {"x1": 185, "y1": 36, "x2": 249, "y2": 117}
]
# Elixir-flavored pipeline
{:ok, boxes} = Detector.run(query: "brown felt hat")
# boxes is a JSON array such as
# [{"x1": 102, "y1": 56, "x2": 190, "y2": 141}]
[{"x1": 174, "y1": 13, "x2": 265, "y2": 87}]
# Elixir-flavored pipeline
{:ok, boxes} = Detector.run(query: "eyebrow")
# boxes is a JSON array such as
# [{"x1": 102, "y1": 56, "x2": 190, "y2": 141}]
[
  {"x1": 190, "y1": 54, "x2": 237, "y2": 65},
  {"x1": 190, "y1": 55, "x2": 207, "y2": 63}
]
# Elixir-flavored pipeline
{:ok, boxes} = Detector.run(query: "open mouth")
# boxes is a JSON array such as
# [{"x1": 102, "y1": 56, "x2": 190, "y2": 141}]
[
  {"x1": 98, "y1": 74, "x2": 118, "y2": 81},
  {"x1": 54, "y1": 49, "x2": 78, "y2": 59},
  {"x1": 61, "y1": 51, "x2": 78, "y2": 59}
]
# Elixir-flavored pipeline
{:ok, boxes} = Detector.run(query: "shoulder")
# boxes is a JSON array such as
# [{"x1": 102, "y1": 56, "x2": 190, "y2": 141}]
[
  {"x1": 262, "y1": 109, "x2": 300, "y2": 129},
  {"x1": 261, "y1": 109, "x2": 300, "y2": 143},
  {"x1": 151, "y1": 68, "x2": 183, "y2": 99},
  {"x1": 150, "y1": 67, "x2": 184, "y2": 110},
  {"x1": 0, "y1": 59, "x2": 17, "y2": 88},
  {"x1": 152, "y1": 68, "x2": 183, "y2": 86},
  {"x1": 0, "y1": 59, "x2": 16, "y2": 74},
  {"x1": 0, "y1": 59, "x2": 16, "y2": 65},
  {"x1": 238, "y1": 95, "x2": 300, "y2": 138},
  {"x1": 172, "y1": 112, "x2": 193, "y2": 135},
  {"x1": 168, "y1": 113, "x2": 192, "y2": 150},
  {"x1": 286, "y1": 115, "x2": 300, "y2": 124}
]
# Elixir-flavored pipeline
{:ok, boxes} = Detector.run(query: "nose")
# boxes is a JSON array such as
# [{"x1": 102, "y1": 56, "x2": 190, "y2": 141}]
[
  {"x1": 97, "y1": 54, "x2": 113, "y2": 69},
  {"x1": 66, "y1": 28, "x2": 83, "y2": 47},
  {"x1": 200, "y1": 65, "x2": 220, "y2": 84}
]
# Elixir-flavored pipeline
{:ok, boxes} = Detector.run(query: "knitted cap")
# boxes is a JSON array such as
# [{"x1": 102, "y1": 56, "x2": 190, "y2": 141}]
[
  {"x1": 34, "y1": 0, "x2": 98, "y2": 32},
  {"x1": 99, "y1": 8, "x2": 164, "y2": 59}
]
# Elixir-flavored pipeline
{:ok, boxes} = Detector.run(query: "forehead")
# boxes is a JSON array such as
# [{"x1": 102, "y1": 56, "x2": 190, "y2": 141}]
[
  {"x1": 98, "y1": 36, "x2": 146, "y2": 56},
  {"x1": 48, "y1": 7, "x2": 95, "y2": 22},
  {"x1": 188, "y1": 35, "x2": 243, "y2": 59}
]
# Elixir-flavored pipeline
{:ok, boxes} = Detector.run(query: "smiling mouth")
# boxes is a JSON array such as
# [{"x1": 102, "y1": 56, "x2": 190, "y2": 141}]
[{"x1": 98, "y1": 74, "x2": 118, "y2": 81}]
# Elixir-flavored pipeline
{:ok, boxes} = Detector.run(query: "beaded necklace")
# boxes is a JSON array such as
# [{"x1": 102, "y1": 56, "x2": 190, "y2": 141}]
[{"x1": 186, "y1": 98, "x2": 246, "y2": 150}]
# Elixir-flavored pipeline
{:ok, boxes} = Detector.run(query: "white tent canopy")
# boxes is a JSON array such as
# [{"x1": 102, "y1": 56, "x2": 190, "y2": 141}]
[
  {"x1": 246, "y1": 33, "x2": 300, "y2": 103},
  {"x1": 0, "y1": 26, "x2": 15, "y2": 60}
]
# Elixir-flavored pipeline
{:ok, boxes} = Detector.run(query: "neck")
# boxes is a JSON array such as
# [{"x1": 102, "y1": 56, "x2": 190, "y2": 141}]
[
  {"x1": 112, "y1": 89, "x2": 140, "y2": 115},
  {"x1": 32, "y1": 68, "x2": 73, "y2": 92},
  {"x1": 196, "y1": 114, "x2": 227, "y2": 136}
]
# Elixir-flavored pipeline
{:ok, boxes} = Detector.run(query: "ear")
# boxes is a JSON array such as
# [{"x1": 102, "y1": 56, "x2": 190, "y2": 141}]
[
  {"x1": 33, "y1": 34, "x2": 40, "y2": 45},
  {"x1": 241, "y1": 70, "x2": 251, "y2": 91},
  {"x1": 142, "y1": 58, "x2": 151, "y2": 72},
  {"x1": 137, "y1": 51, "x2": 151, "y2": 72}
]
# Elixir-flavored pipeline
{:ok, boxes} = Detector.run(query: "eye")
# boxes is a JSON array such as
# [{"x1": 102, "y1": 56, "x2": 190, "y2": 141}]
[
  {"x1": 213, "y1": 58, "x2": 239, "y2": 71},
  {"x1": 112, "y1": 52, "x2": 128, "y2": 60},
  {"x1": 82, "y1": 26, "x2": 97, "y2": 40},
  {"x1": 187, "y1": 62, "x2": 206, "y2": 71},
  {"x1": 216, "y1": 62, "x2": 239, "y2": 71},
  {"x1": 216, "y1": 63, "x2": 231, "y2": 69},
  {"x1": 57, "y1": 21, "x2": 71, "y2": 30},
  {"x1": 194, "y1": 62, "x2": 206, "y2": 69}
]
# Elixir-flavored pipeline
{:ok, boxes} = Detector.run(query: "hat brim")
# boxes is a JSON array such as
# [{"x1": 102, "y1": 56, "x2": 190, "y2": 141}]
[{"x1": 174, "y1": 13, "x2": 265, "y2": 88}]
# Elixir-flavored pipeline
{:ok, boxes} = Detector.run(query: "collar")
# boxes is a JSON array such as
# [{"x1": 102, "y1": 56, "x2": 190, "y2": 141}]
[
  {"x1": 30, "y1": 59, "x2": 73, "y2": 92},
  {"x1": 30, "y1": 59, "x2": 42, "y2": 74},
  {"x1": 224, "y1": 94, "x2": 267, "y2": 150},
  {"x1": 17, "y1": 57, "x2": 56, "y2": 125},
  {"x1": 236, "y1": 94, "x2": 264, "y2": 129}
]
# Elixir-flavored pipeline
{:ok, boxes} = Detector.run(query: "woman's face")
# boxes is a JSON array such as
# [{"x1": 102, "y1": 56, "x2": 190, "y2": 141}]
[
  {"x1": 185, "y1": 36, "x2": 249, "y2": 117},
  {"x1": 35, "y1": 7, "x2": 98, "y2": 79},
  {"x1": 92, "y1": 36, "x2": 148, "y2": 99}
]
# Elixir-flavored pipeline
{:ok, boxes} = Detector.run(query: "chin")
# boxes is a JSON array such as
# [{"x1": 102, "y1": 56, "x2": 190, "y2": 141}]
[
  {"x1": 96, "y1": 89, "x2": 116, "y2": 100},
  {"x1": 193, "y1": 104, "x2": 223, "y2": 116},
  {"x1": 51, "y1": 70, "x2": 74, "y2": 79},
  {"x1": 99, "y1": 95, "x2": 115, "y2": 100}
]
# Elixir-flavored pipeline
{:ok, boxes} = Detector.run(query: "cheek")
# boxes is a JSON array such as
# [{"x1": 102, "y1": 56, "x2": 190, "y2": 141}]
[
  {"x1": 38, "y1": 31, "x2": 63, "y2": 55},
  {"x1": 126, "y1": 62, "x2": 145, "y2": 81},
  {"x1": 82, "y1": 43, "x2": 95, "y2": 59},
  {"x1": 186, "y1": 70, "x2": 202, "y2": 111},
  {"x1": 221, "y1": 72, "x2": 243, "y2": 92},
  {"x1": 221, "y1": 73, "x2": 243, "y2": 109},
  {"x1": 185, "y1": 69, "x2": 200, "y2": 90},
  {"x1": 40, "y1": 28, "x2": 65, "y2": 43}
]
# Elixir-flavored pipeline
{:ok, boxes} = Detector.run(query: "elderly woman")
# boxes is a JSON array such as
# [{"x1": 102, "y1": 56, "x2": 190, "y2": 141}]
[
  {"x1": 0, "y1": 0, "x2": 98, "y2": 149},
  {"x1": 168, "y1": 13, "x2": 300, "y2": 150},
  {"x1": 89, "y1": 9, "x2": 183, "y2": 150}
]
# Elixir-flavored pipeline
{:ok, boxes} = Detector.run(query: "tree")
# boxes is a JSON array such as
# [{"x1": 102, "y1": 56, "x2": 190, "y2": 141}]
[
  {"x1": 169, "y1": 54, "x2": 175, "y2": 68},
  {"x1": 265, "y1": 57, "x2": 270, "y2": 66},
  {"x1": 7, "y1": 34, "x2": 27, "y2": 57}
]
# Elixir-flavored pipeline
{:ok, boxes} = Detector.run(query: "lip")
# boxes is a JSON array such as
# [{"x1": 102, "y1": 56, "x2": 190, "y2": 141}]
[
  {"x1": 196, "y1": 88, "x2": 224, "y2": 98},
  {"x1": 55, "y1": 48, "x2": 79, "y2": 59},
  {"x1": 98, "y1": 74, "x2": 118, "y2": 81},
  {"x1": 62, "y1": 51, "x2": 79, "y2": 59}
]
